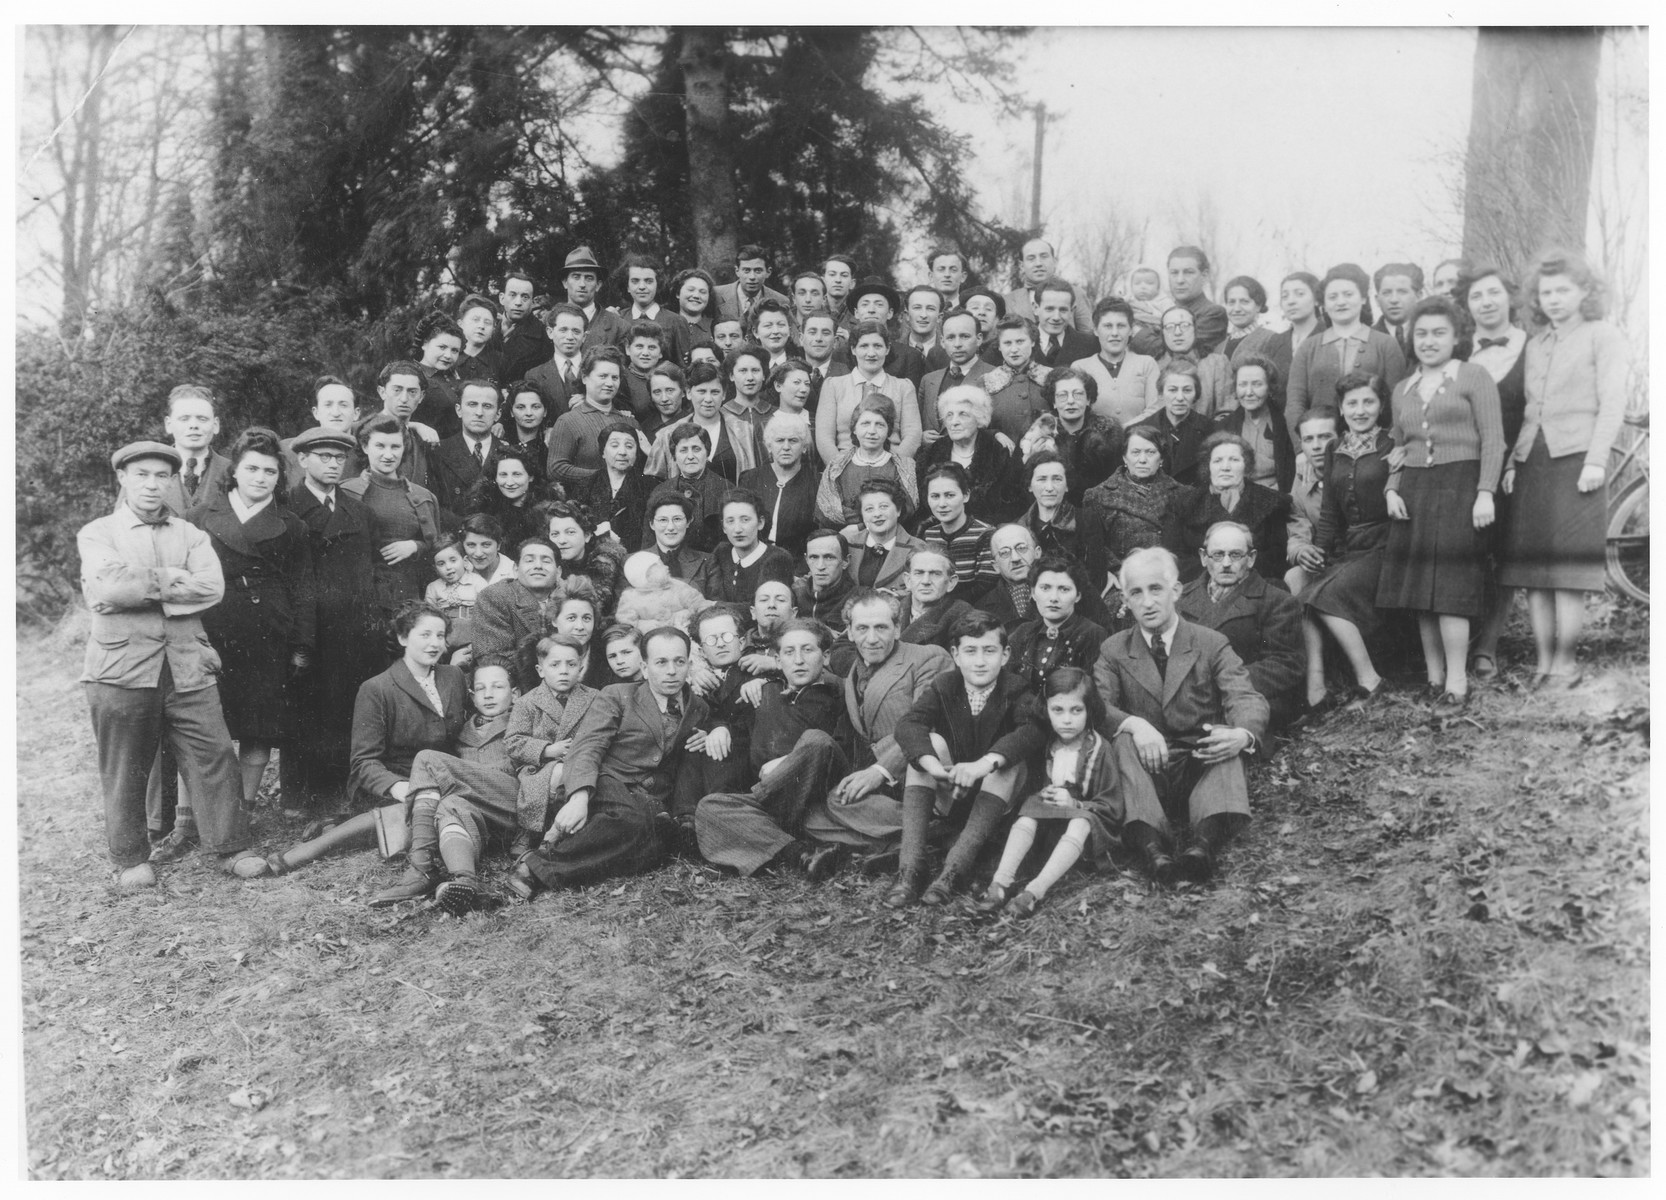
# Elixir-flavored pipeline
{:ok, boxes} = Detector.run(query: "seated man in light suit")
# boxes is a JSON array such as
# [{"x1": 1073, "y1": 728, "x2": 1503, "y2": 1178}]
[
  {"x1": 798, "y1": 589, "x2": 954, "y2": 872},
  {"x1": 1094, "y1": 546, "x2": 1267, "y2": 885},
  {"x1": 1178, "y1": 522, "x2": 1306, "y2": 732}
]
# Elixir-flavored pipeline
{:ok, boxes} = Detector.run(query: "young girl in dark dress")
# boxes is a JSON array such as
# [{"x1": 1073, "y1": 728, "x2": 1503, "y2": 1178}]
[{"x1": 1378, "y1": 297, "x2": 1505, "y2": 716}]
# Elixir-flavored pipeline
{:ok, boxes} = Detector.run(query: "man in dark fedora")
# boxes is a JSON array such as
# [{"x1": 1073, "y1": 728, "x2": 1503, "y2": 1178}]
[
  {"x1": 79, "y1": 440, "x2": 263, "y2": 888},
  {"x1": 561, "y1": 245, "x2": 630, "y2": 350},
  {"x1": 848, "y1": 275, "x2": 927, "y2": 389}
]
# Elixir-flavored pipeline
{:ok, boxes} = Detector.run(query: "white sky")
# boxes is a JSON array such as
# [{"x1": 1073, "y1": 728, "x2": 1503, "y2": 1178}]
[{"x1": 941, "y1": 26, "x2": 1479, "y2": 289}]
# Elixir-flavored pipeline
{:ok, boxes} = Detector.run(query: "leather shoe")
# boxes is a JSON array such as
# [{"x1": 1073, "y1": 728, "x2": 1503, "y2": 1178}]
[
  {"x1": 856, "y1": 847, "x2": 900, "y2": 877},
  {"x1": 1431, "y1": 691, "x2": 1470, "y2": 719},
  {"x1": 507, "y1": 861, "x2": 538, "y2": 900},
  {"x1": 1175, "y1": 844, "x2": 1215, "y2": 883},
  {"x1": 1008, "y1": 890, "x2": 1041, "y2": 918},
  {"x1": 883, "y1": 871, "x2": 923, "y2": 909},
  {"x1": 148, "y1": 829, "x2": 198, "y2": 865},
  {"x1": 972, "y1": 881, "x2": 1010, "y2": 914},
  {"x1": 920, "y1": 867, "x2": 960, "y2": 906},
  {"x1": 369, "y1": 865, "x2": 439, "y2": 907},
  {"x1": 1145, "y1": 848, "x2": 1177, "y2": 886},
  {"x1": 804, "y1": 843, "x2": 846, "y2": 883}
]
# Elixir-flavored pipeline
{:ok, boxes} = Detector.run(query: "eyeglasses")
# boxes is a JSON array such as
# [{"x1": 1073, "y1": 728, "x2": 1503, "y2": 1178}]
[
  {"x1": 1162, "y1": 321, "x2": 1194, "y2": 332},
  {"x1": 307, "y1": 452, "x2": 348, "y2": 464},
  {"x1": 1205, "y1": 550, "x2": 1251, "y2": 563},
  {"x1": 993, "y1": 545, "x2": 1034, "y2": 559},
  {"x1": 700, "y1": 631, "x2": 738, "y2": 646}
]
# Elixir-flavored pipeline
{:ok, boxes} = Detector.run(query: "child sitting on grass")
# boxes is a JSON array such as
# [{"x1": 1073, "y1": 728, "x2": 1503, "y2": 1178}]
[
  {"x1": 974, "y1": 667, "x2": 1120, "y2": 918},
  {"x1": 505, "y1": 635, "x2": 600, "y2": 885},
  {"x1": 889, "y1": 609, "x2": 1044, "y2": 908}
]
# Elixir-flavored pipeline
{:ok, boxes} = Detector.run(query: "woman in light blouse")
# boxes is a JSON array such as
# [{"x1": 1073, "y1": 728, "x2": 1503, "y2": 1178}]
[
  {"x1": 1497, "y1": 249, "x2": 1632, "y2": 689},
  {"x1": 1377, "y1": 296, "x2": 1505, "y2": 717},
  {"x1": 1285, "y1": 263, "x2": 1407, "y2": 448},
  {"x1": 814, "y1": 319, "x2": 922, "y2": 464}
]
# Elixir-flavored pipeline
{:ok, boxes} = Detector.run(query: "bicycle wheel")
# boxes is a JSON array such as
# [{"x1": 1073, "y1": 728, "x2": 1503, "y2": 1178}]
[{"x1": 1606, "y1": 478, "x2": 1649, "y2": 603}]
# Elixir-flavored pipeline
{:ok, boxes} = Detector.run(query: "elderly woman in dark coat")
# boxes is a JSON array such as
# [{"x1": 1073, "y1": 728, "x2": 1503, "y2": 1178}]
[
  {"x1": 578, "y1": 418, "x2": 657, "y2": 553},
  {"x1": 189, "y1": 426, "x2": 316, "y2": 807},
  {"x1": 1176, "y1": 431, "x2": 1290, "y2": 583}
]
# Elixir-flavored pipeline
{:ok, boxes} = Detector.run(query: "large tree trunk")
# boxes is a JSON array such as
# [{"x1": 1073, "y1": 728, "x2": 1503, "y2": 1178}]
[
  {"x1": 1461, "y1": 27, "x2": 1602, "y2": 283},
  {"x1": 677, "y1": 27, "x2": 738, "y2": 271}
]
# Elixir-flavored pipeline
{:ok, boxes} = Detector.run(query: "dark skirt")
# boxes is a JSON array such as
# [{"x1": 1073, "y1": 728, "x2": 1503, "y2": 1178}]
[
  {"x1": 1301, "y1": 522, "x2": 1391, "y2": 633},
  {"x1": 1497, "y1": 433, "x2": 1607, "y2": 592},
  {"x1": 1376, "y1": 460, "x2": 1489, "y2": 618}
]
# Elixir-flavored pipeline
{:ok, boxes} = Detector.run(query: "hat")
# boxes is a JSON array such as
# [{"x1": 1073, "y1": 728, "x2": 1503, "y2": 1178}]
[
  {"x1": 563, "y1": 246, "x2": 602, "y2": 274},
  {"x1": 291, "y1": 426, "x2": 358, "y2": 456},
  {"x1": 847, "y1": 275, "x2": 901, "y2": 315},
  {"x1": 959, "y1": 286, "x2": 1007, "y2": 320},
  {"x1": 111, "y1": 440, "x2": 182, "y2": 472}
]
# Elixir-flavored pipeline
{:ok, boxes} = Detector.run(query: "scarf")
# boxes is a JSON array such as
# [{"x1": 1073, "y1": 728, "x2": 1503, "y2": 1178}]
[
  {"x1": 1210, "y1": 484, "x2": 1242, "y2": 513},
  {"x1": 1338, "y1": 430, "x2": 1380, "y2": 459}
]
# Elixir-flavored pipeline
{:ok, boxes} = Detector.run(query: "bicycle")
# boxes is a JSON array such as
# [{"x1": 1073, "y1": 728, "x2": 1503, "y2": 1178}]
[{"x1": 1605, "y1": 411, "x2": 1648, "y2": 603}]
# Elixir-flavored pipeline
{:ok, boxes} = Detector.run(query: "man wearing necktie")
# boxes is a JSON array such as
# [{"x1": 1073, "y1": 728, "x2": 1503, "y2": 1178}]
[
  {"x1": 1372, "y1": 262, "x2": 1424, "y2": 358},
  {"x1": 525, "y1": 304, "x2": 589, "y2": 414},
  {"x1": 1093, "y1": 547, "x2": 1266, "y2": 887},
  {"x1": 157, "y1": 384, "x2": 229, "y2": 516},
  {"x1": 512, "y1": 627, "x2": 711, "y2": 895}
]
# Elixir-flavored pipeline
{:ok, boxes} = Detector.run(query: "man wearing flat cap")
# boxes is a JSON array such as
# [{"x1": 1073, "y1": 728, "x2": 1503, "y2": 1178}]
[
  {"x1": 561, "y1": 246, "x2": 630, "y2": 350},
  {"x1": 78, "y1": 441, "x2": 263, "y2": 887},
  {"x1": 280, "y1": 427, "x2": 383, "y2": 812}
]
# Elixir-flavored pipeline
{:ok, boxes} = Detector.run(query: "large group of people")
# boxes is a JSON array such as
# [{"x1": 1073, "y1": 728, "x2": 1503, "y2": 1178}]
[{"x1": 79, "y1": 238, "x2": 1632, "y2": 916}]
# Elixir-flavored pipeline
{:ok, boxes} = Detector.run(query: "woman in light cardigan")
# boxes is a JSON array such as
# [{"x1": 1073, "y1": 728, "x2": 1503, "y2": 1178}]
[
  {"x1": 814, "y1": 319, "x2": 922, "y2": 464},
  {"x1": 1497, "y1": 249, "x2": 1632, "y2": 689},
  {"x1": 1377, "y1": 297, "x2": 1505, "y2": 717}
]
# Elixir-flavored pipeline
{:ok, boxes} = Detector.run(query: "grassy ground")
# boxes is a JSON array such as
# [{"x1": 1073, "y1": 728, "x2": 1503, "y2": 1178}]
[{"x1": 19, "y1": 599, "x2": 1650, "y2": 1178}]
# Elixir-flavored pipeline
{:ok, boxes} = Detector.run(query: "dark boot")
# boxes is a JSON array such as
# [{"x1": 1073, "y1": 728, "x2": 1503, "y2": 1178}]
[
  {"x1": 804, "y1": 843, "x2": 846, "y2": 883},
  {"x1": 920, "y1": 864, "x2": 961, "y2": 906},
  {"x1": 369, "y1": 854, "x2": 440, "y2": 908},
  {"x1": 1126, "y1": 822, "x2": 1176, "y2": 886},
  {"x1": 1177, "y1": 815, "x2": 1238, "y2": 883},
  {"x1": 883, "y1": 869, "x2": 925, "y2": 909}
]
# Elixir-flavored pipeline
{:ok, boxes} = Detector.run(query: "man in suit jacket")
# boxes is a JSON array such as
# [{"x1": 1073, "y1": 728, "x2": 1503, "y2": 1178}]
[
  {"x1": 1073, "y1": 297, "x2": 1162, "y2": 426},
  {"x1": 1372, "y1": 262, "x2": 1424, "y2": 359},
  {"x1": 1031, "y1": 279, "x2": 1100, "y2": 369},
  {"x1": 282, "y1": 428, "x2": 382, "y2": 812},
  {"x1": 514, "y1": 627, "x2": 710, "y2": 893},
  {"x1": 158, "y1": 384, "x2": 233, "y2": 516},
  {"x1": 1178, "y1": 522, "x2": 1305, "y2": 732},
  {"x1": 498, "y1": 268, "x2": 554, "y2": 383},
  {"x1": 716, "y1": 243, "x2": 790, "y2": 325},
  {"x1": 428, "y1": 380, "x2": 504, "y2": 526},
  {"x1": 1094, "y1": 547, "x2": 1267, "y2": 885},
  {"x1": 794, "y1": 528, "x2": 859, "y2": 673},
  {"x1": 470, "y1": 537, "x2": 563, "y2": 690},
  {"x1": 799, "y1": 590, "x2": 954, "y2": 865},
  {"x1": 918, "y1": 310, "x2": 994, "y2": 437},
  {"x1": 524, "y1": 303, "x2": 588, "y2": 413},
  {"x1": 79, "y1": 441, "x2": 258, "y2": 887},
  {"x1": 1003, "y1": 237, "x2": 1094, "y2": 333}
]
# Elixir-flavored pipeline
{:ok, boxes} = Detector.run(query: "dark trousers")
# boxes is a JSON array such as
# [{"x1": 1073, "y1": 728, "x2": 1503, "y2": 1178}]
[
  {"x1": 695, "y1": 730, "x2": 850, "y2": 875},
  {"x1": 522, "y1": 776, "x2": 665, "y2": 890},
  {"x1": 84, "y1": 666, "x2": 249, "y2": 867}
]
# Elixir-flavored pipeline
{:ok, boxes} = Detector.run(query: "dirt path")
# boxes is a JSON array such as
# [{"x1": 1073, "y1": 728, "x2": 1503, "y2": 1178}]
[{"x1": 18, "y1": 610, "x2": 1649, "y2": 1178}]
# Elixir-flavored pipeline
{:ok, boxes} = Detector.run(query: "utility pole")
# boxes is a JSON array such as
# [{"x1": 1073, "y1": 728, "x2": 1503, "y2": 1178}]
[{"x1": 1029, "y1": 100, "x2": 1046, "y2": 232}]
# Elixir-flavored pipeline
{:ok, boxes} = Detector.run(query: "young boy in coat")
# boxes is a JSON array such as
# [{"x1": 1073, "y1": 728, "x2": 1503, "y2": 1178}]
[{"x1": 505, "y1": 635, "x2": 600, "y2": 856}]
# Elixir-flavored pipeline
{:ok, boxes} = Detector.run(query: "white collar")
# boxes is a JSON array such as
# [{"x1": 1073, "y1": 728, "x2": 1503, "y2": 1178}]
[
  {"x1": 305, "y1": 479, "x2": 337, "y2": 504},
  {"x1": 464, "y1": 432, "x2": 493, "y2": 453},
  {"x1": 1140, "y1": 616, "x2": 1180, "y2": 654},
  {"x1": 632, "y1": 303, "x2": 660, "y2": 320},
  {"x1": 733, "y1": 542, "x2": 769, "y2": 568},
  {"x1": 229, "y1": 491, "x2": 273, "y2": 523},
  {"x1": 865, "y1": 533, "x2": 897, "y2": 554}
]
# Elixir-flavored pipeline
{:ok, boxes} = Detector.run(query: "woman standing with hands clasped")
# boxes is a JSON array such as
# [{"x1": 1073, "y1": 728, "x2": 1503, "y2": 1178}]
[
  {"x1": 1496, "y1": 250, "x2": 1632, "y2": 689},
  {"x1": 1377, "y1": 296, "x2": 1505, "y2": 717}
]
